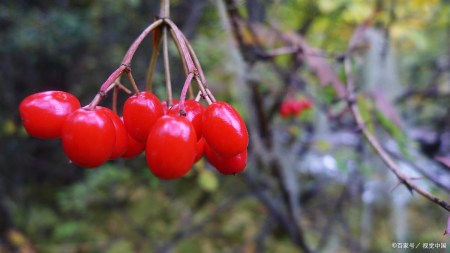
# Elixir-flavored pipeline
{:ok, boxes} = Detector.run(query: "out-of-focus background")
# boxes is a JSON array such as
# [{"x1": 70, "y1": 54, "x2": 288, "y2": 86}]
[{"x1": 1, "y1": 0, "x2": 450, "y2": 252}]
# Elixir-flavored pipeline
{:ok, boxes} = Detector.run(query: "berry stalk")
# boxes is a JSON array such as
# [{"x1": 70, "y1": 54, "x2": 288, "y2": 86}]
[
  {"x1": 145, "y1": 26, "x2": 162, "y2": 91},
  {"x1": 89, "y1": 19, "x2": 164, "y2": 108},
  {"x1": 162, "y1": 27, "x2": 173, "y2": 107},
  {"x1": 179, "y1": 72, "x2": 194, "y2": 115}
]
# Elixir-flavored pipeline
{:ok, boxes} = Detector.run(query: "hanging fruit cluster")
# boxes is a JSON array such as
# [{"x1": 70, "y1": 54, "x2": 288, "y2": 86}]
[
  {"x1": 279, "y1": 97, "x2": 313, "y2": 118},
  {"x1": 18, "y1": 16, "x2": 248, "y2": 180}
]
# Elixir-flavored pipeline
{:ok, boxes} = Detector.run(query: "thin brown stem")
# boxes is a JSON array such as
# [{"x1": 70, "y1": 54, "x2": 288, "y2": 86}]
[
  {"x1": 87, "y1": 93, "x2": 102, "y2": 109},
  {"x1": 179, "y1": 32, "x2": 207, "y2": 86},
  {"x1": 117, "y1": 82, "x2": 132, "y2": 94},
  {"x1": 162, "y1": 27, "x2": 173, "y2": 106},
  {"x1": 112, "y1": 85, "x2": 118, "y2": 114},
  {"x1": 99, "y1": 65, "x2": 128, "y2": 93},
  {"x1": 179, "y1": 73, "x2": 195, "y2": 115},
  {"x1": 160, "y1": 0, "x2": 170, "y2": 18},
  {"x1": 188, "y1": 84, "x2": 194, "y2": 99},
  {"x1": 146, "y1": 26, "x2": 162, "y2": 91},
  {"x1": 195, "y1": 90, "x2": 202, "y2": 101},
  {"x1": 194, "y1": 75, "x2": 213, "y2": 104},
  {"x1": 177, "y1": 28, "x2": 214, "y2": 103},
  {"x1": 92, "y1": 19, "x2": 163, "y2": 108},
  {"x1": 165, "y1": 18, "x2": 215, "y2": 105},
  {"x1": 205, "y1": 88, "x2": 216, "y2": 103},
  {"x1": 126, "y1": 70, "x2": 140, "y2": 95},
  {"x1": 122, "y1": 19, "x2": 164, "y2": 66},
  {"x1": 179, "y1": 32, "x2": 216, "y2": 103},
  {"x1": 164, "y1": 19, "x2": 196, "y2": 72},
  {"x1": 168, "y1": 28, "x2": 189, "y2": 76}
]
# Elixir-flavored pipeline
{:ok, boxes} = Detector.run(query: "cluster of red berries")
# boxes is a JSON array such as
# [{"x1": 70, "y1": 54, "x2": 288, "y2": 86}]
[
  {"x1": 279, "y1": 98, "x2": 313, "y2": 118},
  {"x1": 19, "y1": 90, "x2": 249, "y2": 179}
]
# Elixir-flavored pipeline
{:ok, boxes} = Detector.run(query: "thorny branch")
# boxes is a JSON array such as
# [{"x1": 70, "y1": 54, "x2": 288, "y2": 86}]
[
  {"x1": 224, "y1": 0, "x2": 450, "y2": 214},
  {"x1": 342, "y1": 26, "x2": 450, "y2": 213}
]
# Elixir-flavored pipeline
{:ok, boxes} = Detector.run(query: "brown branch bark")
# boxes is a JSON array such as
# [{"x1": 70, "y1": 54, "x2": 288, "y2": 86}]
[{"x1": 343, "y1": 49, "x2": 450, "y2": 213}]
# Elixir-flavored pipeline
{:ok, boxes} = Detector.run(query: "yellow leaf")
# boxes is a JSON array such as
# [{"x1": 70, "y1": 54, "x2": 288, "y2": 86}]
[{"x1": 197, "y1": 170, "x2": 219, "y2": 192}]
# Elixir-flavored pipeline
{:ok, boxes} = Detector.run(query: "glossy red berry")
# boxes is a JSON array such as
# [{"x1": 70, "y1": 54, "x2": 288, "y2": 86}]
[
  {"x1": 194, "y1": 138, "x2": 205, "y2": 163},
  {"x1": 121, "y1": 131, "x2": 145, "y2": 159},
  {"x1": 123, "y1": 91, "x2": 164, "y2": 143},
  {"x1": 202, "y1": 102, "x2": 248, "y2": 157},
  {"x1": 168, "y1": 100, "x2": 204, "y2": 140},
  {"x1": 96, "y1": 108, "x2": 128, "y2": 160},
  {"x1": 204, "y1": 143, "x2": 247, "y2": 175},
  {"x1": 19, "y1": 91, "x2": 81, "y2": 139},
  {"x1": 146, "y1": 115, "x2": 197, "y2": 180},
  {"x1": 62, "y1": 108, "x2": 116, "y2": 168},
  {"x1": 161, "y1": 99, "x2": 179, "y2": 114}
]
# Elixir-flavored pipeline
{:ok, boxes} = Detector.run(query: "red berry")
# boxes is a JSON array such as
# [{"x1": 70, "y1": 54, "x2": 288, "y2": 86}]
[
  {"x1": 194, "y1": 138, "x2": 205, "y2": 163},
  {"x1": 300, "y1": 99, "x2": 313, "y2": 110},
  {"x1": 19, "y1": 91, "x2": 80, "y2": 139},
  {"x1": 62, "y1": 108, "x2": 116, "y2": 168},
  {"x1": 202, "y1": 102, "x2": 248, "y2": 157},
  {"x1": 168, "y1": 100, "x2": 204, "y2": 140},
  {"x1": 290, "y1": 100, "x2": 303, "y2": 115},
  {"x1": 279, "y1": 98, "x2": 313, "y2": 118},
  {"x1": 204, "y1": 143, "x2": 247, "y2": 175},
  {"x1": 123, "y1": 91, "x2": 164, "y2": 143},
  {"x1": 161, "y1": 99, "x2": 179, "y2": 114},
  {"x1": 122, "y1": 132, "x2": 145, "y2": 159},
  {"x1": 146, "y1": 115, "x2": 197, "y2": 180},
  {"x1": 96, "y1": 108, "x2": 128, "y2": 160},
  {"x1": 279, "y1": 100, "x2": 292, "y2": 117}
]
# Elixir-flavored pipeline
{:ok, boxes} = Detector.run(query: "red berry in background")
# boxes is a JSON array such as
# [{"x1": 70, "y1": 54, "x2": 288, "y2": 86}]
[
  {"x1": 62, "y1": 108, "x2": 116, "y2": 168},
  {"x1": 202, "y1": 102, "x2": 248, "y2": 158},
  {"x1": 279, "y1": 98, "x2": 313, "y2": 118},
  {"x1": 123, "y1": 91, "x2": 164, "y2": 143},
  {"x1": 161, "y1": 99, "x2": 179, "y2": 114},
  {"x1": 279, "y1": 100, "x2": 292, "y2": 118},
  {"x1": 121, "y1": 132, "x2": 145, "y2": 159},
  {"x1": 96, "y1": 108, "x2": 128, "y2": 160},
  {"x1": 290, "y1": 100, "x2": 303, "y2": 115},
  {"x1": 204, "y1": 143, "x2": 247, "y2": 175},
  {"x1": 19, "y1": 91, "x2": 81, "y2": 139},
  {"x1": 146, "y1": 115, "x2": 197, "y2": 180},
  {"x1": 194, "y1": 138, "x2": 205, "y2": 163},
  {"x1": 168, "y1": 100, "x2": 204, "y2": 140},
  {"x1": 300, "y1": 99, "x2": 313, "y2": 110}
]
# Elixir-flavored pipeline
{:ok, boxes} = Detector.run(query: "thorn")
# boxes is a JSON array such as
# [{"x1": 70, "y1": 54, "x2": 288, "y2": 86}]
[
  {"x1": 390, "y1": 179, "x2": 414, "y2": 195},
  {"x1": 390, "y1": 182, "x2": 401, "y2": 193},
  {"x1": 405, "y1": 183, "x2": 414, "y2": 195}
]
